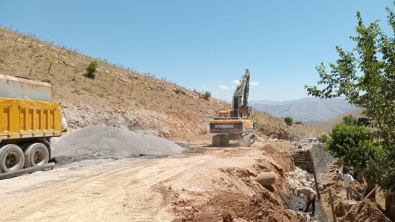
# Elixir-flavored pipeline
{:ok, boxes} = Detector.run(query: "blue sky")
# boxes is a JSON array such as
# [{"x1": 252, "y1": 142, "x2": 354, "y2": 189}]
[{"x1": 1, "y1": 1, "x2": 393, "y2": 101}]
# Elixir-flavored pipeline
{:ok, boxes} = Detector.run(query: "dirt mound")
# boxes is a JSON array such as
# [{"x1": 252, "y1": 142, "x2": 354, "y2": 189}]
[
  {"x1": 336, "y1": 199, "x2": 390, "y2": 222},
  {"x1": 166, "y1": 142, "x2": 312, "y2": 222},
  {"x1": 172, "y1": 191, "x2": 298, "y2": 222},
  {"x1": 52, "y1": 125, "x2": 184, "y2": 163}
]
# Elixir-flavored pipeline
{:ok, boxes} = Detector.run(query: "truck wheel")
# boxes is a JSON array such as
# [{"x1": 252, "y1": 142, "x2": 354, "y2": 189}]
[
  {"x1": 0, "y1": 144, "x2": 25, "y2": 172},
  {"x1": 24, "y1": 143, "x2": 49, "y2": 168}
]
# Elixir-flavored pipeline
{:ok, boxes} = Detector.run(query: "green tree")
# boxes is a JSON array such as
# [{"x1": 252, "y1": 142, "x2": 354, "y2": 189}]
[
  {"x1": 284, "y1": 117, "x2": 293, "y2": 126},
  {"x1": 325, "y1": 116, "x2": 381, "y2": 198},
  {"x1": 305, "y1": 3, "x2": 395, "y2": 197},
  {"x1": 325, "y1": 116, "x2": 376, "y2": 172},
  {"x1": 86, "y1": 60, "x2": 98, "y2": 79}
]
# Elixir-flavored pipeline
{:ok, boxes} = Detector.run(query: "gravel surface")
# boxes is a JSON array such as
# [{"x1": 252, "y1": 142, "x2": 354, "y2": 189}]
[{"x1": 51, "y1": 126, "x2": 185, "y2": 163}]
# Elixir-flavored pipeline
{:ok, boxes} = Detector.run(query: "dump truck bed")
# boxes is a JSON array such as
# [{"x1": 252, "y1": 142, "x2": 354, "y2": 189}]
[
  {"x1": 0, "y1": 74, "x2": 53, "y2": 101},
  {"x1": 0, "y1": 97, "x2": 63, "y2": 141}
]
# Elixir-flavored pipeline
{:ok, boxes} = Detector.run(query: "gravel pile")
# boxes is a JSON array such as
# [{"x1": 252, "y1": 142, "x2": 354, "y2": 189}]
[{"x1": 51, "y1": 126, "x2": 184, "y2": 162}]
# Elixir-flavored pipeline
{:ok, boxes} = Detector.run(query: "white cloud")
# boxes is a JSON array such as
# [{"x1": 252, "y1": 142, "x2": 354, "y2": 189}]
[
  {"x1": 202, "y1": 85, "x2": 207, "y2": 88},
  {"x1": 250, "y1": 81, "x2": 259, "y2": 86},
  {"x1": 218, "y1": 85, "x2": 231, "y2": 90},
  {"x1": 232, "y1": 80, "x2": 240, "y2": 85}
]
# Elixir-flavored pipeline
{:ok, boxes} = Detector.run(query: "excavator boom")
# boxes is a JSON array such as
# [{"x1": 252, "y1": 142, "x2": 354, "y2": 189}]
[{"x1": 232, "y1": 69, "x2": 250, "y2": 118}]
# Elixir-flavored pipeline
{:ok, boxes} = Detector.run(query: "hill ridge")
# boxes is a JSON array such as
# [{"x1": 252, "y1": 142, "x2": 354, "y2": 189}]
[{"x1": 251, "y1": 97, "x2": 355, "y2": 124}]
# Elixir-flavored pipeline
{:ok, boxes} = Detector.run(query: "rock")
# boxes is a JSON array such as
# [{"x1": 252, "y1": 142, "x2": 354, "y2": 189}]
[{"x1": 222, "y1": 214, "x2": 234, "y2": 222}]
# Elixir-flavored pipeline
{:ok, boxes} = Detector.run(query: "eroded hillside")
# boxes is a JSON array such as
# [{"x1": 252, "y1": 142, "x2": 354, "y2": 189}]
[{"x1": 0, "y1": 27, "x2": 324, "y2": 143}]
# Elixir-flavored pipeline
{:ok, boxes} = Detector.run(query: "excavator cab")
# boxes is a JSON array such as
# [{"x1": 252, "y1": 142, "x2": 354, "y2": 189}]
[{"x1": 219, "y1": 111, "x2": 230, "y2": 118}]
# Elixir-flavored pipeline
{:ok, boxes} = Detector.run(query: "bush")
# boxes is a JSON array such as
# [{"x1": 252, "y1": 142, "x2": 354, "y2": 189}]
[
  {"x1": 317, "y1": 134, "x2": 330, "y2": 143},
  {"x1": 284, "y1": 117, "x2": 293, "y2": 126},
  {"x1": 343, "y1": 115, "x2": 358, "y2": 126},
  {"x1": 174, "y1": 89, "x2": 181, "y2": 94},
  {"x1": 204, "y1": 91, "x2": 211, "y2": 100},
  {"x1": 325, "y1": 117, "x2": 372, "y2": 165},
  {"x1": 86, "y1": 60, "x2": 98, "y2": 79}
]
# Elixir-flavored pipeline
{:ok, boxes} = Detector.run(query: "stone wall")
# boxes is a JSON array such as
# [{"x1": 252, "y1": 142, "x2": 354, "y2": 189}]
[
  {"x1": 292, "y1": 149, "x2": 314, "y2": 173},
  {"x1": 292, "y1": 143, "x2": 336, "y2": 183}
]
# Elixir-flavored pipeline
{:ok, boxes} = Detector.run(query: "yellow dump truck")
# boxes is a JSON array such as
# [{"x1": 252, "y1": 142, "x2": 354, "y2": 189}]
[{"x1": 0, "y1": 74, "x2": 64, "y2": 174}]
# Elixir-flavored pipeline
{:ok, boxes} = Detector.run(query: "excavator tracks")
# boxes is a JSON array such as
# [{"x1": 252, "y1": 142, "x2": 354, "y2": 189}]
[{"x1": 212, "y1": 134, "x2": 255, "y2": 147}]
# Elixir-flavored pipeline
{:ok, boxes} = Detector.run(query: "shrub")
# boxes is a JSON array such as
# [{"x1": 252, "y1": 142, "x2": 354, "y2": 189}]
[
  {"x1": 326, "y1": 122, "x2": 373, "y2": 168},
  {"x1": 204, "y1": 91, "x2": 211, "y2": 100},
  {"x1": 284, "y1": 117, "x2": 293, "y2": 126},
  {"x1": 174, "y1": 89, "x2": 181, "y2": 94},
  {"x1": 317, "y1": 134, "x2": 330, "y2": 143},
  {"x1": 86, "y1": 60, "x2": 98, "y2": 79}
]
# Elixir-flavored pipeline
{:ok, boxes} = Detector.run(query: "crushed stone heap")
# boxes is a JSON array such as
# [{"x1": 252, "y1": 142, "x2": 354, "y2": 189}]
[{"x1": 52, "y1": 125, "x2": 184, "y2": 161}]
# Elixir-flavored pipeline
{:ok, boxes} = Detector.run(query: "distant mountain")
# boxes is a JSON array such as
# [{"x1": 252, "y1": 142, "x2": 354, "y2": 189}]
[
  {"x1": 250, "y1": 97, "x2": 356, "y2": 124},
  {"x1": 311, "y1": 107, "x2": 363, "y2": 132}
]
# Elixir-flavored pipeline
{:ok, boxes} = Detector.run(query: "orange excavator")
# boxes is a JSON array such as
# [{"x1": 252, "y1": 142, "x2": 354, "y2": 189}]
[{"x1": 209, "y1": 69, "x2": 255, "y2": 146}]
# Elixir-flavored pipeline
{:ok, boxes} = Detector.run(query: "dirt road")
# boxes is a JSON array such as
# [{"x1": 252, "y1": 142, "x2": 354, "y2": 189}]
[{"x1": 0, "y1": 142, "x2": 298, "y2": 222}]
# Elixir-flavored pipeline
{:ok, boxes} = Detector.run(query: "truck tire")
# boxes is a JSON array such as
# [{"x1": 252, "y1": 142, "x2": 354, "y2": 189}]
[
  {"x1": 0, "y1": 144, "x2": 25, "y2": 172},
  {"x1": 24, "y1": 143, "x2": 49, "y2": 168}
]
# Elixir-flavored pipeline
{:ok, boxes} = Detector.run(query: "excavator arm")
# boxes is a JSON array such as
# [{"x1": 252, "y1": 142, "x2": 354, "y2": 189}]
[{"x1": 231, "y1": 69, "x2": 250, "y2": 118}]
